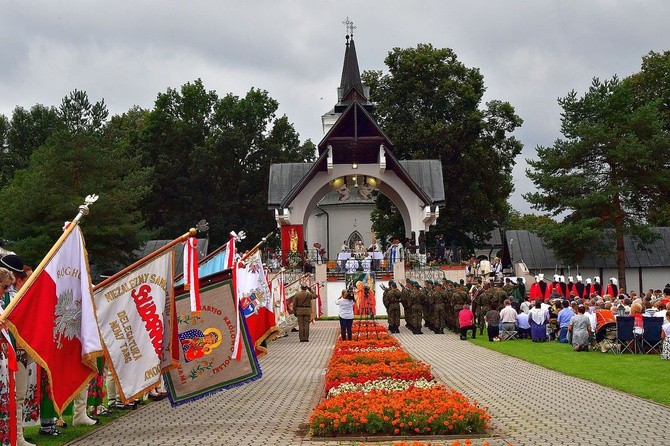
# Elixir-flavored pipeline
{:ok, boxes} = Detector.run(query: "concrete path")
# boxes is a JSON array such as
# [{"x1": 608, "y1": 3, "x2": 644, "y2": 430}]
[{"x1": 67, "y1": 321, "x2": 670, "y2": 446}]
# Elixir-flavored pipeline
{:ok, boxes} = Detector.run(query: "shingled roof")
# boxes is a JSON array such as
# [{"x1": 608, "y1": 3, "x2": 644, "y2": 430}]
[{"x1": 508, "y1": 228, "x2": 670, "y2": 269}]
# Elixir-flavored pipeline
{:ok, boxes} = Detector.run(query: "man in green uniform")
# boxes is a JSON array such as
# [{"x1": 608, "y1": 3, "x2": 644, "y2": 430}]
[
  {"x1": 451, "y1": 283, "x2": 469, "y2": 332},
  {"x1": 432, "y1": 282, "x2": 447, "y2": 334},
  {"x1": 383, "y1": 281, "x2": 402, "y2": 333},
  {"x1": 293, "y1": 285, "x2": 317, "y2": 342},
  {"x1": 400, "y1": 281, "x2": 412, "y2": 331},
  {"x1": 409, "y1": 280, "x2": 424, "y2": 334},
  {"x1": 423, "y1": 280, "x2": 434, "y2": 332}
]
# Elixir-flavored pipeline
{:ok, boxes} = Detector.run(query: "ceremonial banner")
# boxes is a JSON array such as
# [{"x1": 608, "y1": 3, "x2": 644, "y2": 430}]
[
  {"x1": 93, "y1": 250, "x2": 176, "y2": 403},
  {"x1": 236, "y1": 252, "x2": 278, "y2": 357},
  {"x1": 164, "y1": 273, "x2": 261, "y2": 407},
  {"x1": 175, "y1": 234, "x2": 235, "y2": 287},
  {"x1": 22, "y1": 361, "x2": 40, "y2": 426},
  {"x1": 284, "y1": 277, "x2": 302, "y2": 315},
  {"x1": 4, "y1": 225, "x2": 101, "y2": 415}
]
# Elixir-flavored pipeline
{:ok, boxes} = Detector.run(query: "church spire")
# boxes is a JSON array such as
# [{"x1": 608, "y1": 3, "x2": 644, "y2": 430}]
[{"x1": 335, "y1": 18, "x2": 372, "y2": 113}]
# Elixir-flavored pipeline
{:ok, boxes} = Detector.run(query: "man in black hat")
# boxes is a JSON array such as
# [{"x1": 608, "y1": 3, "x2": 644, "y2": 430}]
[{"x1": 0, "y1": 254, "x2": 27, "y2": 280}]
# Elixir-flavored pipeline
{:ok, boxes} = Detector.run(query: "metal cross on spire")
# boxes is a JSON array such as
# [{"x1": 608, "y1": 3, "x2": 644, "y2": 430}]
[{"x1": 342, "y1": 17, "x2": 356, "y2": 37}]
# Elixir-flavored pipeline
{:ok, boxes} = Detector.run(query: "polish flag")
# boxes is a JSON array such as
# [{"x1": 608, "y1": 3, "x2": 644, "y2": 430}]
[{"x1": 4, "y1": 224, "x2": 101, "y2": 415}]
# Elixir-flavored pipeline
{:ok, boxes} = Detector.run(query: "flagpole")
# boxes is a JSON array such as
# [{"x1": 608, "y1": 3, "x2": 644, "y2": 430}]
[
  {"x1": 0, "y1": 194, "x2": 99, "y2": 323},
  {"x1": 282, "y1": 273, "x2": 311, "y2": 288},
  {"x1": 240, "y1": 232, "x2": 274, "y2": 263},
  {"x1": 92, "y1": 228, "x2": 196, "y2": 292}
]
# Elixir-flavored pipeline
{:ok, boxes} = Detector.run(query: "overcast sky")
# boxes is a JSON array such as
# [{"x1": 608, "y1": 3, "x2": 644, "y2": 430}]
[{"x1": 2, "y1": 1, "x2": 669, "y2": 214}]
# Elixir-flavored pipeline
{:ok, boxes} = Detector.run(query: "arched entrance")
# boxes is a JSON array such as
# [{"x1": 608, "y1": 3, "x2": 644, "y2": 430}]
[{"x1": 268, "y1": 34, "x2": 443, "y2": 266}]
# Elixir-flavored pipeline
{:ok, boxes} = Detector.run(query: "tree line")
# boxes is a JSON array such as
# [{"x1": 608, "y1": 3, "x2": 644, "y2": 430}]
[
  {"x1": 1, "y1": 46, "x2": 668, "y2": 290},
  {"x1": 0, "y1": 82, "x2": 315, "y2": 272},
  {"x1": 364, "y1": 45, "x2": 670, "y2": 292}
]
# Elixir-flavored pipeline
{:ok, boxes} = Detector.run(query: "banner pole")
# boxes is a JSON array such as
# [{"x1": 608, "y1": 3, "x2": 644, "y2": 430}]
[
  {"x1": 240, "y1": 232, "x2": 274, "y2": 263},
  {"x1": 283, "y1": 273, "x2": 311, "y2": 288},
  {"x1": 92, "y1": 228, "x2": 196, "y2": 292},
  {"x1": 0, "y1": 194, "x2": 99, "y2": 323}
]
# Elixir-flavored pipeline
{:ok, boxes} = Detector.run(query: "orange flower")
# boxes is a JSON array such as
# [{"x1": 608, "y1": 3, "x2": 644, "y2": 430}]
[{"x1": 309, "y1": 324, "x2": 491, "y2": 438}]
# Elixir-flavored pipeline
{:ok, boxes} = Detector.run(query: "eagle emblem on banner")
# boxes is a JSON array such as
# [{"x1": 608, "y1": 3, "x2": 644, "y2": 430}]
[{"x1": 53, "y1": 288, "x2": 82, "y2": 349}]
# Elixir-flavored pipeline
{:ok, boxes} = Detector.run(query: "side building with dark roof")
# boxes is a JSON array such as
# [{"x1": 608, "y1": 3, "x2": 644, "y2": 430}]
[{"x1": 507, "y1": 228, "x2": 670, "y2": 293}]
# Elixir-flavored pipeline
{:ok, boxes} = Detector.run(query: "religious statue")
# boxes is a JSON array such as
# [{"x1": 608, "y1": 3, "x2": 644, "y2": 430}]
[{"x1": 289, "y1": 228, "x2": 299, "y2": 252}]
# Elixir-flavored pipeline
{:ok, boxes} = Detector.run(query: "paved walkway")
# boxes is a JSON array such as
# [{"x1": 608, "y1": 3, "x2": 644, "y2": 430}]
[{"x1": 68, "y1": 321, "x2": 670, "y2": 446}]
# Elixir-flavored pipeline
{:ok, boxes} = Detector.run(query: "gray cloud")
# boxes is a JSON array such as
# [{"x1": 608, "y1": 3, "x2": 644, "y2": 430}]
[{"x1": 1, "y1": 1, "x2": 669, "y2": 214}]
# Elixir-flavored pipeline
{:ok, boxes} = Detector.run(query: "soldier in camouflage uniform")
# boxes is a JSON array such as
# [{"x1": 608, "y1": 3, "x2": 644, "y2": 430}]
[
  {"x1": 382, "y1": 281, "x2": 402, "y2": 333},
  {"x1": 432, "y1": 282, "x2": 447, "y2": 334},
  {"x1": 400, "y1": 282, "x2": 412, "y2": 331},
  {"x1": 473, "y1": 281, "x2": 490, "y2": 335},
  {"x1": 451, "y1": 283, "x2": 469, "y2": 332},
  {"x1": 502, "y1": 278, "x2": 517, "y2": 298},
  {"x1": 442, "y1": 280, "x2": 456, "y2": 332},
  {"x1": 441, "y1": 280, "x2": 453, "y2": 331},
  {"x1": 409, "y1": 280, "x2": 424, "y2": 334},
  {"x1": 423, "y1": 280, "x2": 435, "y2": 332},
  {"x1": 491, "y1": 283, "x2": 507, "y2": 312}
]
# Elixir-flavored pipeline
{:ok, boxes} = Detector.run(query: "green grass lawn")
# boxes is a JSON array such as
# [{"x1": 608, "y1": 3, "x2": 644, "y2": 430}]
[
  {"x1": 470, "y1": 336, "x2": 670, "y2": 406},
  {"x1": 22, "y1": 402, "x2": 145, "y2": 446}
]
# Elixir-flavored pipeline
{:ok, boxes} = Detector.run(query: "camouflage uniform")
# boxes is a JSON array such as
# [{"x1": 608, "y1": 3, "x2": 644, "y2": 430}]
[
  {"x1": 409, "y1": 282, "x2": 424, "y2": 334},
  {"x1": 400, "y1": 283, "x2": 412, "y2": 330},
  {"x1": 383, "y1": 283, "x2": 402, "y2": 333},
  {"x1": 502, "y1": 282, "x2": 517, "y2": 298},
  {"x1": 432, "y1": 285, "x2": 447, "y2": 334},
  {"x1": 472, "y1": 284, "x2": 489, "y2": 335},
  {"x1": 422, "y1": 282, "x2": 434, "y2": 331},
  {"x1": 451, "y1": 285, "x2": 469, "y2": 332}
]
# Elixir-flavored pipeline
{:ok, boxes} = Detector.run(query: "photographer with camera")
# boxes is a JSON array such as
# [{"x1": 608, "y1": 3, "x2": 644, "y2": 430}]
[{"x1": 336, "y1": 289, "x2": 356, "y2": 340}]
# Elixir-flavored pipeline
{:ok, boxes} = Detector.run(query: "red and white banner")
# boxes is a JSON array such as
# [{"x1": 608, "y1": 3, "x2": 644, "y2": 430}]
[
  {"x1": 5, "y1": 225, "x2": 101, "y2": 415},
  {"x1": 93, "y1": 250, "x2": 176, "y2": 402},
  {"x1": 183, "y1": 237, "x2": 201, "y2": 312},
  {"x1": 235, "y1": 251, "x2": 278, "y2": 358}
]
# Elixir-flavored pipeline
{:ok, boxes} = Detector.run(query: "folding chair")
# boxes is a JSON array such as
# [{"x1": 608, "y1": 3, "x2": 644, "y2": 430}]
[
  {"x1": 615, "y1": 316, "x2": 636, "y2": 354},
  {"x1": 500, "y1": 322, "x2": 519, "y2": 340},
  {"x1": 642, "y1": 317, "x2": 663, "y2": 354}
]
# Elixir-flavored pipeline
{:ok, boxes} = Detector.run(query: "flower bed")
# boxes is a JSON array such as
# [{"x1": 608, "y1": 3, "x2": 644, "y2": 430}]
[{"x1": 310, "y1": 321, "x2": 490, "y2": 438}]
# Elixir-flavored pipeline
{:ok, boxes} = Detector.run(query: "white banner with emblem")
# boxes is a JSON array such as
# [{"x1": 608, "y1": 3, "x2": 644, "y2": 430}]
[{"x1": 93, "y1": 251, "x2": 175, "y2": 402}]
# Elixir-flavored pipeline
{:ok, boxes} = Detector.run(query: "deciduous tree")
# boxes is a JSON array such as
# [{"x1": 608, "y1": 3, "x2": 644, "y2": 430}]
[
  {"x1": 363, "y1": 44, "x2": 523, "y2": 248},
  {"x1": 138, "y1": 80, "x2": 314, "y2": 248},
  {"x1": 0, "y1": 92, "x2": 150, "y2": 270}
]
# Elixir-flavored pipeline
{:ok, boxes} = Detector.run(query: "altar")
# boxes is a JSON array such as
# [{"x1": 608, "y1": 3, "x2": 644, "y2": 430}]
[{"x1": 336, "y1": 251, "x2": 384, "y2": 272}]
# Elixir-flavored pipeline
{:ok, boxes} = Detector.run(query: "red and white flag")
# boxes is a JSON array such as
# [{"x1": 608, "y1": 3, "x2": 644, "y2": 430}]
[
  {"x1": 183, "y1": 237, "x2": 201, "y2": 312},
  {"x1": 234, "y1": 251, "x2": 278, "y2": 358},
  {"x1": 315, "y1": 282, "x2": 322, "y2": 318},
  {"x1": 4, "y1": 225, "x2": 101, "y2": 415}
]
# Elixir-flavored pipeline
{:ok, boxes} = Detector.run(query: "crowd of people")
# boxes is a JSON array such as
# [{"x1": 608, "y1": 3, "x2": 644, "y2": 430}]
[{"x1": 378, "y1": 273, "x2": 670, "y2": 360}]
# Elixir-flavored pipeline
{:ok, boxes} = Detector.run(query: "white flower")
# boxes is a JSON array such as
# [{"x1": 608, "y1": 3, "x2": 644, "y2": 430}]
[{"x1": 327, "y1": 377, "x2": 441, "y2": 398}]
